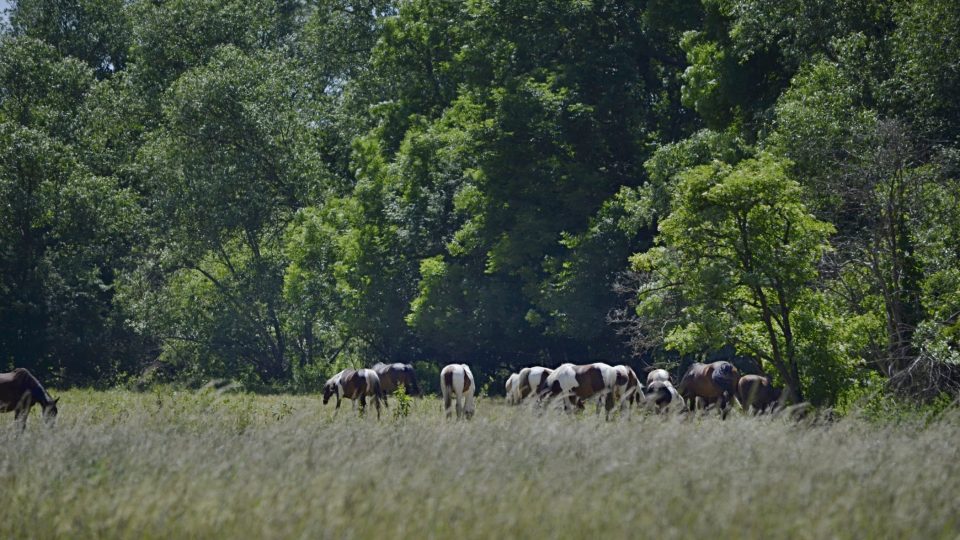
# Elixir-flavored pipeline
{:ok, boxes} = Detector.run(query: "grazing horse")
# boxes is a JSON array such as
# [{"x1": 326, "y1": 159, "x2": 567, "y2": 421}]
[
  {"x1": 322, "y1": 369, "x2": 385, "y2": 419},
  {"x1": 372, "y1": 362, "x2": 422, "y2": 400},
  {"x1": 517, "y1": 366, "x2": 554, "y2": 401},
  {"x1": 0, "y1": 368, "x2": 59, "y2": 429},
  {"x1": 677, "y1": 361, "x2": 741, "y2": 412},
  {"x1": 646, "y1": 368, "x2": 672, "y2": 387},
  {"x1": 737, "y1": 374, "x2": 782, "y2": 413},
  {"x1": 441, "y1": 364, "x2": 476, "y2": 419},
  {"x1": 505, "y1": 373, "x2": 520, "y2": 405},
  {"x1": 612, "y1": 365, "x2": 643, "y2": 411},
  {"x1": 644, "y1": 380, "x2": 683, "y2": 413},
  {"x1": 542, "y1": 363, "x2": 619, "y2": 418}
]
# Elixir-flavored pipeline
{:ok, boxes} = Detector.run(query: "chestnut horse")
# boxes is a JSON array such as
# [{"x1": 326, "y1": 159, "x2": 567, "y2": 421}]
[
  {"x1": 517, "y1": 366, "x2": 553, "y2": 401},
  {"x1": 677, "y1": 361, "x2": 741, "y2": 412},
  {"x1": 441, "y1": 364, "x2": 475, "y2": 419},
  {"x1": 542, "y1": 363, "x2": 619, "y2": 418},
  {"x1": 0, "y1": 368, "x2": 59, "y2": 429},
  {"x1": 322, "y1": 369, "x2": 385, "y2": 419},
  {"x1": 372, "y1": 362, "x2": 422, "y2": 400},
  {"x1": 737, "y1": 374, "x2": 782, "y2": 413}
]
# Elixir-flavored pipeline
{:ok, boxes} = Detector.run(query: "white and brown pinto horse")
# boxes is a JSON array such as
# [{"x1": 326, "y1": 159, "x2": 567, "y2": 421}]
[
  {"x1": 646, "y1": 368, "x2": 672, "y2": 387},
  {"x1": 0, "y1": 368, "x2": 59, "y2": 429},
  {"x1": 644, "y1": 380, "x2": 684, "y2": 413},
  {"x1": 505, "y1": 373, "x2": 520, "y2": 405},
  {"x1": 611, "y1": 365, "x2": 643, "y2": 412},
  {"x1": 644, "y1": 368, "x2": 683, "y2": 412},
  {"x1": 322, "y1": 368, "x2": 385, "y2": 419},
  {"x1": 517, "y1": 366, "x2": 553, "y2": 401},
  {"x1": 677, "y1": 361, "x2": 741, "y2": 413},
  {"x1": 440, "y1": 364, "x2": 476, "y2": 419},
  {"x1": 542, "y1": 363, "x2": 619, "y2": 418}
]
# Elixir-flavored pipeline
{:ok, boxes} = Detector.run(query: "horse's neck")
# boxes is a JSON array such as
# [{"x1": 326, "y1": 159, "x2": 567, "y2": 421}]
[{"x1": 25, "y1": 376, "x2": 50, "y2": 406}]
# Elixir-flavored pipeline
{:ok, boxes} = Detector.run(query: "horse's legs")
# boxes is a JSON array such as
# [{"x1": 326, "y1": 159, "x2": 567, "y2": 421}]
[
  {"x1": 455, "y1": 392, "x2": 463, "y2": 419},
  {"x1": 14, "y1": 407, "x2": 27, "y2": 432},
  {"x1": 373, "y1": 393, "x2": 381, "y2": 420},
  {"x1": 463, "y1": 392, "x2": 475, "y2": 420},
  {"x1": 443, "y1": 386, "x2": 452, "y2": 419},
  {"x1": 359, "y1": 395, "x2": 367, "y2": 417}
]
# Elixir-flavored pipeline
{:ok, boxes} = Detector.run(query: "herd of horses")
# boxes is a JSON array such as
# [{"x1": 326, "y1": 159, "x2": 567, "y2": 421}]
[
  {"x1": 318, "y1": 359, "x2": 785, "y2": 420},
  {"x1": 505, "y1": 361, "x2": 783, "y2": 419},
  {"x1": 0, "y1": 360, "x2": 784, "y2": 427}
]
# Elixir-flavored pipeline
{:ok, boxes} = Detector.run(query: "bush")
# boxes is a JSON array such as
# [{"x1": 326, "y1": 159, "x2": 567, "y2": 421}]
[
  {"x1": 392, "y1": 383, "x2": 412, "y2": 421},
  {"x1": 837, "y1": 370, "x2": 958, "y2": 424}
]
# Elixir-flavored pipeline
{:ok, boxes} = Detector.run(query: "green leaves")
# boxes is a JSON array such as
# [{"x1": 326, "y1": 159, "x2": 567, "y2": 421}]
[
  {"x1": 0, "y1": 37, "x2": 94, "y2": 141},
  {"x1": 636, "y1": 154, "x2": 834, "y2": 401}
]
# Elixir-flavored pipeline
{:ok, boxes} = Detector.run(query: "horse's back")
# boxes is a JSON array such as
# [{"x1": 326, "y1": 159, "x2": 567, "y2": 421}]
[
  {"x1": 647, "y1": 368, "x2": 671, "y2": 387},
  {"x1": 358, "y1": 368, "x2": 381, "y2": 395},
  {"x1": 570, "y1": 364, "x2": 608, "y2": 399},
  {"x1": 0, "y1": 368, "x2": 30, "y2": 384},
  {"x1": 443, "y1": 364, "x2": 474, "y2": 395},
  {"x1": 0, "y1": 368, "x2": 32, "y2": 398},
  {"x1": 738, "y1": 374, "x2": 778, "y2": 408}
]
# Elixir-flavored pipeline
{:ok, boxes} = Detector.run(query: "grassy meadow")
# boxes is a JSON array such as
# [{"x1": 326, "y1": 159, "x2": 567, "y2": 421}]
[{"x1": 0, "y1": 388, "x2": 957, "y2": 539}]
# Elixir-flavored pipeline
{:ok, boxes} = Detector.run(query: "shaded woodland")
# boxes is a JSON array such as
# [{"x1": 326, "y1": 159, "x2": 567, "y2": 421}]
[{"x1": 2, "y1": 0, "x2": 959, "y2": 405}]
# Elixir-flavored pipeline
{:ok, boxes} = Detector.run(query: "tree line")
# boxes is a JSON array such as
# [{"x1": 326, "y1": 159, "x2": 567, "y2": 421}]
[{"x1": 1, "y1": 0, "x2": 958, "y2": 404}]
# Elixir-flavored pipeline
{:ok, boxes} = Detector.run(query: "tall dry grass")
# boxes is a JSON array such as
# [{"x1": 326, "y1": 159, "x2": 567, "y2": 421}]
[{"x1": 0, "y1": 388, "x2": 957, "y2": 539}]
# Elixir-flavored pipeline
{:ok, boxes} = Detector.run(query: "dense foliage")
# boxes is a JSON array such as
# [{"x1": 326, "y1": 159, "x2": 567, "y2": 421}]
[{"x1": 1, "y1": 0, "x2": 958, "y2": 403}]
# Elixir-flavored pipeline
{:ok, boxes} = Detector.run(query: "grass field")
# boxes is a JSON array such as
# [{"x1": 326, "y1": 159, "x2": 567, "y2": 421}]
[{"x1": 0, "y1": 388, "x2": 957, "y2": 539}]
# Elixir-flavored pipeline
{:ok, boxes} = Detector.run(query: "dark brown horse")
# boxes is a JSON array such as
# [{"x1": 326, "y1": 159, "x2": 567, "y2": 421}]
[
  {"x1": 322, "y1": 368, "x2": 385, "y2": 419},
  {"x1": 677, "y1": 361, "x2": 740, "y2": 412},
  {"x1": 737, "y1": 374, "x2": 782, "y2": 413},
  {"x1": 372, "y1": 362, "x2": 422, "y2": 400},
  {"x1": 0, "y1": 368, "x2": 59, "y2": 429}
]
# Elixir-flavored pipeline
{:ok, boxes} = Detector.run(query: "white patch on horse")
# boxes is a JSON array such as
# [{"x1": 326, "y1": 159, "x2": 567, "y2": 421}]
[
  {"x1": 544, "y1": 363, "x2": 580, "y2": 411},
  {"x1": 647, "y1": 368, "x2": 671, "y2": 386}
]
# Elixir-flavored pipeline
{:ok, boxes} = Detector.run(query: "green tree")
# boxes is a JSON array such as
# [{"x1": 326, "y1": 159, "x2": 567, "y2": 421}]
[
  {"x1": 126, "y1": 47, "x2": 328, "y2": 382},
  {"x1": 633, "y1": 155, "x2": 834, "y2": 402},
  {"x1": 9, "y1": 0, "x2": 131, "y2": 77},
  {"x1": 0, "y1": 36, "x2": 143, "y2": 382}
]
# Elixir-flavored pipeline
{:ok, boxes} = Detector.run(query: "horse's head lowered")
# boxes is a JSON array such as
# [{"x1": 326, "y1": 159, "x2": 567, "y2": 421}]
[
  {"x1": 322, "y1": 382, "x2": 337, "y2": 405},
  {"x1": 42, "y1": 397, "x2": 59, "y2": 424}
]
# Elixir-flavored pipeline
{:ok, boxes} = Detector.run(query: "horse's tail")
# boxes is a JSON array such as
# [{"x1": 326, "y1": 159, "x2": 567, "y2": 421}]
[{"x1": 372, "y1": 375, "x2": 385, "y2": 405}]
